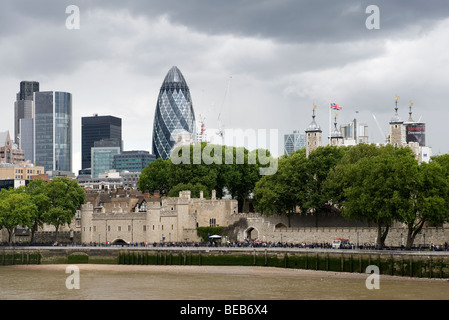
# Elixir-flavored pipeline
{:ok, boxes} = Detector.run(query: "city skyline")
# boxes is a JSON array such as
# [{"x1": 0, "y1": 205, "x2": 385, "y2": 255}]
[{"x1": 0, "y1": 1, "x2": 449, "y2": 175}]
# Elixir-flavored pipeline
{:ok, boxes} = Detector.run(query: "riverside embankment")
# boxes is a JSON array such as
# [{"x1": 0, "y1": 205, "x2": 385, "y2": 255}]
[{"x1": 2, "y1": 246, "x2": 449, "y2": 279}]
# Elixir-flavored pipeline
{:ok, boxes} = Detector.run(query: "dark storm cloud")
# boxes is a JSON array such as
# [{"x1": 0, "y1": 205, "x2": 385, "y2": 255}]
[
  {"x1": 2, "y1": 0, "x2": 449, "y2": 43},
  {"x1": 80, "y1": 0, "x2": 449, "y2": 42}
]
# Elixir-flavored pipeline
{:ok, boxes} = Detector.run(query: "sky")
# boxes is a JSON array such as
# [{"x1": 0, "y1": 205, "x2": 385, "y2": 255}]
[{"x1": 1, "y1": 0, "x2": 449, "y2": 174}]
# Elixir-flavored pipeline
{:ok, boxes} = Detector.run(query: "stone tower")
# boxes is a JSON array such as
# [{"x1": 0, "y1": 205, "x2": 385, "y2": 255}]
[
  {"x1": 305, "y1": 107, "x2": 322, "y2": 157},
  {"x1": 329, "y1": 114, "x2": 344, "y2": 147},
  {"x1": 389, "y1": 96, "x2": 405, "y2": 147}
]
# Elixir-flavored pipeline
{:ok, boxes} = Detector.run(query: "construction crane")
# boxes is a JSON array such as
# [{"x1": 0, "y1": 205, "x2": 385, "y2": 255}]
[
  {"x1": 372, "y1": 113, "x2": 388, "y2": 143},
  {"x1": 216, "y1": 112, "x2": 224, "y2": 145},
  {"x1": 216, "y1": 76, "x2": 232, "y2": 145}
]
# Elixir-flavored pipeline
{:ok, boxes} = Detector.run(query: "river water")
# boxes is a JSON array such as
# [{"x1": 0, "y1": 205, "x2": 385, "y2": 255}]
[{"x1": 1, "y1": 264, "x2": 448, "y2": 300}]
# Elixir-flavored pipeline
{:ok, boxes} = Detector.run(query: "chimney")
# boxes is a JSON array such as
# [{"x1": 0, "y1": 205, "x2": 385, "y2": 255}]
[
  {"x1": 200, "y1": 190, "x2": 204, "y2": 200},
  {"x1": 211, "y1": 190, "x2": 216, "y2": 200},
  {"x1": 153, "y1": 190, "x2": 160, "y2": 198}
]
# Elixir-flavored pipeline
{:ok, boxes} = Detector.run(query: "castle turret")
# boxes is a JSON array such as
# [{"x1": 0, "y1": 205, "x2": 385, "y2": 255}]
[
  {"x1": 305, "y1": 106, "x2": 322, "y2": 157},
  {"x1": 389, "y1": 95, "x2": 405, "y2": 147},
  {"x1": 329, "y1": 114, "x2": 344, "y2": 147}
]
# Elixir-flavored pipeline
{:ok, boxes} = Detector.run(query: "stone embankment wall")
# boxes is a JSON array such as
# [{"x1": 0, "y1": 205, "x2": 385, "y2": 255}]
[
  {"x1": 236, "y1": 214, "x2": 449, "y2": 247},
  {"x1": 2, "y1": 247, "x2": 449, "y2": 279}
]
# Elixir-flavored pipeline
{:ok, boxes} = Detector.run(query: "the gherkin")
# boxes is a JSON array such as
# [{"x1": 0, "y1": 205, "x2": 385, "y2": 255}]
[{"x1": 152, "y1": 66, "x2": 196, "y2": 160}]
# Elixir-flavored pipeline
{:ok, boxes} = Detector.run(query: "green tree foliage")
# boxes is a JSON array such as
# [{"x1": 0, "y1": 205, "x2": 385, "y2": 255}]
[
  {"x1": 254, "y1": 149, "x2": 309, "y2": 226},
  {"x1": 0, "y1": 188, "x2": 37, "y2": 245},
  {"x1": 43, "y1": 177, "x2": 86, "y2": 242},
  {"x1": 138, "y1": 143, "x2": 273, "y2": 212},
  {"x1": 395, "y1": 160, "x2": 449, "y2": 249},
  {"x1": 254, "y1": 146, "x2": 345, "y2": 227},
  {"x1": 138, "y1": 158, "x2": 171, "y2": 196},
  {"x1": 336, "y1": 145, "x2": 416, "y2": 248},
  {"x1": 25, "y1": 179, "x2": 50, "y2": 244}
]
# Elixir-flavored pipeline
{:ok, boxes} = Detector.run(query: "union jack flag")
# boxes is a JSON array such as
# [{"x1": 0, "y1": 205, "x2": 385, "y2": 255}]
[{"x1": 330, "y1": 103, "x2": 342, "y2": 110}]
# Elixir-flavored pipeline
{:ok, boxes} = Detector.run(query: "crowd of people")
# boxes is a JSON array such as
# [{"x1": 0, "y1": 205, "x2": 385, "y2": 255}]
[{"x1": 4, "y1": 239, "x2": 449, "y2": 251}]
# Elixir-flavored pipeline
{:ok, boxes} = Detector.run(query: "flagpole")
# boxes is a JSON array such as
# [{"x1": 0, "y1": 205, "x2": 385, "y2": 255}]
[{"x1": 329, "y1": 103, "x2": 331, "y2": 146}]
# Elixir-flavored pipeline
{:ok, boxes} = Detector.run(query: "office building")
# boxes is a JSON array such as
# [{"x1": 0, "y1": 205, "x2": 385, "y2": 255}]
[
  {"x1": 14, "y1": 81, "x2": 39, "y2": 156},
  {"x1": 340, "y1": 119, "x2": 369, "y2": 145},
  {"x1": 152, "y1": 66, "x2": 196, "y2": 160},
  {"x1": 113, "y1": 150, "x2": 155, "y2": 173},
  {"x1": 91, "y1": 139, "x2": 121, "y2": 178},
  {"x1": 82, "y1": 115, "x2": 122, "y2": 170},
  {"x1": 34, "y1": 91, "x2": 72, "y2": 173},
  {"x1": 284, "y1": 130, "x2": 306, "y2": 156}
]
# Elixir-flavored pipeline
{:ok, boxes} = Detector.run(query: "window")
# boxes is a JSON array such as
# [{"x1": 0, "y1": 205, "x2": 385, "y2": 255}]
[
  {"x1": 118, "y1": 226, "x2": 121, "y2": 231},
  {"x1": 143, "y1": 225, "x2": 146, "y2": 231},
  {"x1": 108, "y1": 226, "x2": 111, "y2": 232},
  {"x1": 128, "y1": 225, "x2": 131, "y2": 231}
]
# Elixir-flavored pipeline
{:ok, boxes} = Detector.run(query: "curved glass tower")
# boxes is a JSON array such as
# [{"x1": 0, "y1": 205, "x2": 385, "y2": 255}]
[{"x1": 152, "y1": 66, "x2": 196, "y2": 160}]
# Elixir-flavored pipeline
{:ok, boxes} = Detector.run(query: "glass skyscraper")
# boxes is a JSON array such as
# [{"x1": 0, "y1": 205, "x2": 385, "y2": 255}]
[
  {"x1": 113, "y1": 150, "x2": 156, "y2": 172},
  {"x1": 284, "y1": 130, "x2": 306, "y2": 156},
  {"x1": 152, "y1": 66, "x2": 196, "y2": 160},
  {"x1": 34, "y1": 91, "x2": 72, "y2": 173},
  {"x1": 81, "y1": 115, "x2": 122, "y2": 170},
  {"x1": 14, "y1": 81, "x2": 39, "y2": 154}
]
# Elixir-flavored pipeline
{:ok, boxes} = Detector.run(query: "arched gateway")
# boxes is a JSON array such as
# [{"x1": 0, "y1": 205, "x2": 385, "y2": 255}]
[{"x1": 245, "y1": 227, "x2": 259, "y2": 241}]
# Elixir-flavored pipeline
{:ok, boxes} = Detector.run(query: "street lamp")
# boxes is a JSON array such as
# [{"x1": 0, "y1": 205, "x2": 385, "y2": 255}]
[
  {"x1": 423, "y1": 233, "x2": 426, "y2": 249},
  {"x1": 70, "y1": 229, "x2": 74, "y2": 245}
]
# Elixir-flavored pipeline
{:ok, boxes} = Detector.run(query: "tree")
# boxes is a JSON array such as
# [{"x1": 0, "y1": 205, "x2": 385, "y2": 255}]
[
  {"x1": 0, "y1": 188, "x2": 37, "y2": 245},
  {"x1": 140, "y1": 143, "x2": 271, "y2": 212},
  {"x1": 168, "y1": 183, "x2": 210, "y2": 199},
  {"x1": 305, "y1": 146, "x2": 347, "y2": 218},
  {"x1": 168, "y1": 143, "x2": 221, "y2": 196},
  {"x1": 323, "y1": 143, "x2": 382, "y2": 207},
  {"x1": 138, "y1": 158, "x2": 171, "y2": 196},
  {"x1": 395, "y1": 160, "x2": 449, "y2": 249},
  {"x1": 25, "y1": 179, "x2": 50, "y2": 244},
  {"x1": 330, "y1": 145, "x2": 415, "y2": 248},
  {"x1": 43, "y1": 177, "x2": 85, "y2": 242},
  {"x1": 221, "y1": 147, "x2": 266, "y2": 212},
  {"x1": 254, "y1": 149, "x2": 309, "y2": 226}
]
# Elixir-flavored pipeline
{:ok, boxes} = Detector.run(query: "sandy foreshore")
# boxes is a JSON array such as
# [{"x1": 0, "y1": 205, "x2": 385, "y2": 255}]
[{"x1": 7, "y1": 264, "x2": 447, "y2": 283}]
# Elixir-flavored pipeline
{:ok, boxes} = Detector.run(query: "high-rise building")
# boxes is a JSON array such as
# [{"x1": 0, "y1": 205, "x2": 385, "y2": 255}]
[
  {"x1": 284, "y1": 130, "x2": 306, "y2": 156},
  {"x1": 81, "y1": 115, "x2": 122, "y2": 170},
  {"x1": 14, "y1": 81, "x2": 39, "y2": 154},
  {"x1": 340, "y1": 119, "x2": 369, "y2": 145},
  {"x1": 152, "y1": 66, "x2": 196, "y2": 160},
  {"x1": 91, "y1": 139, "x2": 121, "y2": 178},
  {"x1": 34, "y1": 91, "x2": 72, "y2": 173},
  {"x1": 19, "y1": 118, "x2": 34, "y2": 162},
  {"x1": 113, "y1": 150, "x2": 156, "y2": 173}
]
